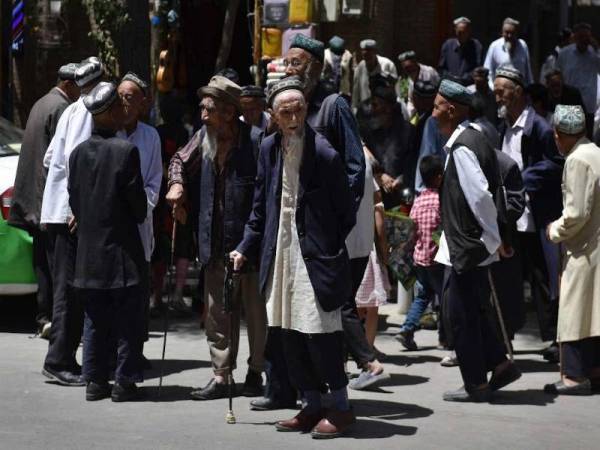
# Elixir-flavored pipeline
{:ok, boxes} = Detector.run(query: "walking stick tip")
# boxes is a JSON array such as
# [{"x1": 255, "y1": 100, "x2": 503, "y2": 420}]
[{"x1": 226, "y1": 410, "x2": 236, "y2": 424}]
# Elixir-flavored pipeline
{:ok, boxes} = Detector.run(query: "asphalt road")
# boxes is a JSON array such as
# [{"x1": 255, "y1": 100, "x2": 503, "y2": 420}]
[{"x1": 1, "y1": 299, "x2": 598, "y2": 450}]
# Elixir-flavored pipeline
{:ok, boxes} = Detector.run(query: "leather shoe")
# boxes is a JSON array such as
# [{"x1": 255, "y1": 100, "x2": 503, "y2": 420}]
[
  {"x1": 443, "y1": 385, "x2": 492, "y2": 403},
  {"x1": 250, "y1": 396, "x2": 297, "y2": 411},
  {"x1": 542, "y1": 343, "x2": 559, "y2": 363},
  {"x1": 86, "y1": 382, "x2": 112, "y2": 401},
  {"x1": 111, "y1": 383, "x2": 141, "y2": 402},
  {"x1": 311, "y1": 408, "x2": 356, "y2": 439},
  {"x1": 190, "y1": 378, "x2": 232, "y2": 401},
  {"x1": 544, "y1": 379, "x2": 591, "y2": 396},
  {"x1": 242, "y1": 370, "x2": 263, "y2": 397},
  {"x1": 275, "y1": 408, "x2": 324, "y2": 432},
  {"x1": 489, "y1": 362, "x2": 521, "y2": 391},
  {"x1": 42, "y1": 366, "x2": 85, "y2": 387}
]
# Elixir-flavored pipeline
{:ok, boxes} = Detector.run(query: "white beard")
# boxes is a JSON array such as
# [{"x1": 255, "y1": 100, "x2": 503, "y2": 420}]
[
  {"x1": 497, "y1": 105, "x2": 508, "y2": 120},
  {"x1": 283, "y1": 131, "x2": 305, "y2": 154},
  {"x1": 201, "y1": 127, "x2": 218, "y2": 161}
]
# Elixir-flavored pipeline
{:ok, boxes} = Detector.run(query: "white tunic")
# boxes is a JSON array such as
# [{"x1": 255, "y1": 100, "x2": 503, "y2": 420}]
[
  {"x1": 40, "y1": 97, "x2": 93, "y2": 224},
  {"x1": 265, "y1": 143, "x2": 342, "y2": 334},
  {"x1": 117, "y1": 122, "x2": 163, "y2": 262}
]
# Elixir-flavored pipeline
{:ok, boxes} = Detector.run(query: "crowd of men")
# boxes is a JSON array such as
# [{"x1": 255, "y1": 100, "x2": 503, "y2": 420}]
[{"x1": 7, "y1": 15, "x2": 600, "y2": 439}]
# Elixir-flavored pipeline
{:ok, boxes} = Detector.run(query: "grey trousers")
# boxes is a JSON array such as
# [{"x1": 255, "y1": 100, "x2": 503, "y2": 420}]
[{"x1": 204, "y1": 261, "x2": 267, "y2": 376}]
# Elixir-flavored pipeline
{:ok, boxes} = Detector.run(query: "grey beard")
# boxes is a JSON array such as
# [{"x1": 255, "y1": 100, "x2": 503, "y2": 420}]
[
  {"x1": 503, "y1": 40, "x2": 513, "y2": 53},
  {"x1": 201, "y1": 127, "x2": 218, "y2": 161},
  {"x1": 497, "y1": 105, "x2": 508, "y2": 120},
  {"x1": 283, "y1": 131, "x2": 305, "y2": 154}
]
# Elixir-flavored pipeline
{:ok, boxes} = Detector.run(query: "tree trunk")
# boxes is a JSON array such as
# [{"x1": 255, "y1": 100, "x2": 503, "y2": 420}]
[
  {"x1": 214, "y1": 0, "x2": 241, "y2": 72},
  {"x1": 117, "y1": 0, "x2": 151, "y2": 82}
]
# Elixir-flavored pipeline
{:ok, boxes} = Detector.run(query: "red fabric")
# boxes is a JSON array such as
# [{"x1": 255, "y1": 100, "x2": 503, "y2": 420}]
[{"x1": 409, "y1": 188, "x2": 440, "y2": 266}]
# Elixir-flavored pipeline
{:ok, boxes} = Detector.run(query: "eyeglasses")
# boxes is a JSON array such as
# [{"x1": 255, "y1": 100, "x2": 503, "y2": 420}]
[
  {"x1": 199, "y1": 104, "x2": 218, "y2": 113},
  {"x1": 282, "y1": 58, "x2": 306, "y2": 69}
]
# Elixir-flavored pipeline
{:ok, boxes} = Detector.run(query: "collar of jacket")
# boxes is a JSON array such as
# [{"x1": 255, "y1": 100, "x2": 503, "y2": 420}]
[{"x1": 92, "y1": 127, "x2": 117, "y2": 139}]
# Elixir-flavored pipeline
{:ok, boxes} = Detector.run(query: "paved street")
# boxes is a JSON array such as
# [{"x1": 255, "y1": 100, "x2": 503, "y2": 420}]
[{"x1": 1, "y1": 297, "x2": 599, "y2": 450}]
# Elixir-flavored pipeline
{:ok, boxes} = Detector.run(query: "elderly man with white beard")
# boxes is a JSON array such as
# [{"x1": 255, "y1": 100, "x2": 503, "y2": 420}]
[
  {"x1": 166, "y1": 76, "x2": 267, "y2": 401},
  {"x1": 231, "y1": 78, "x2": 357, "y2": 439}
]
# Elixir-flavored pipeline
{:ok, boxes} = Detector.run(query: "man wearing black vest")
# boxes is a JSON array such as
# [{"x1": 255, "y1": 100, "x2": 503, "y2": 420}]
[{"x1": 433, "y1": 80, "x2": 521, "y2": 402}]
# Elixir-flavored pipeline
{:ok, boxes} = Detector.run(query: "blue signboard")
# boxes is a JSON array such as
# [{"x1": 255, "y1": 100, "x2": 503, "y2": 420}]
[{"x1": 12, "y1": 0, "x2": 25, "y2": 54}]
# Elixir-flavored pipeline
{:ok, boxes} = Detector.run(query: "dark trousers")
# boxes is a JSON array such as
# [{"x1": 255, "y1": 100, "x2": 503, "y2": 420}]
[
  {"x1": 562, "y1": 337, "x2": 600, "y2": 379},
  {"x1": 44, "y1": 224, "x2": 83, "y2": 371},
  {"x1": 32, "y1": 230, "x2": 53, "y2": 327},
  {"x1": 264, "y1": 326, "x2": 297, "y2": 404},
  {"x1": 82, "y1": 286, "x2": 145, "y2": 384},
  {"x1": 445, "y1": 266, "x2": 507, "y2": 388},
  {"x1": 342, "y1": 257, "x2": 375, "y2": 368},
  {"x1": 517, "y1": 232, "x2": 558, "y2": 342},
  {"x1": 281, "y1": 329, "x2": 348, "y2": 392}
]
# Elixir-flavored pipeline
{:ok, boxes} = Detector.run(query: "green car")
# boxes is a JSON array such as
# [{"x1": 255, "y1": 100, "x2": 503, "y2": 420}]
[{"x1": 0, "y1": 117, "x2": 37, "y2": 295}]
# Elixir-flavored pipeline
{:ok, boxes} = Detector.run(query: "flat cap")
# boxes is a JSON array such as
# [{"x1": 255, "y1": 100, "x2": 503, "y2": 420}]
[
  {"x1": 503, "y1": 17, "x2": 520, "y2": 27},
  {"x1": 453, "y1": 16, "x2": 471, "y2": 26},
  {"x1": 197, "y1": 75, "x2": 242, "y2": 111},
  {"x1": 58, "y1": 63, "x2": 79, "y2": 81},
  {"x1": 266, "y1": 77, "x2": 304, "y2": 107},
  {"x1": 83, "y1": 81, "x2": 118, "y2": 115},
  {"x1": 398, "y1": 50, "x2": 417, "y2": 63},
  {"x1": 553, "y1": 104, "x2": 586, "y2": 135},
  {"x1": 438, "y1": 79, "x2": 473, "y2": 106},
  {"x1": 75, "y1": 57, "x2": 104, "y2": 87},
  {"x1": 328, "y1": 35, "x2": 346, "y2": 55},
  {"x1": 495, "y1": 64, "x2": 524, "y2": 86},
  {"x1": 360, "y1": 39, "x2": 377, "y2": 50},
  {"x1": 472, "y1": 66, "x2": 489, "y2": 77},
  {"x1": 240, "y1": 85, "x2": 266, "y2": 98},
  {"x1": 121, "y1": 71, "x2": 149, "y2": 96},
  {"x1": 290, "y1": 34, "x2": 325, "y2": 63},
  {"x1": 414, "y1": 80, "x2": 438, "y2": 98}
]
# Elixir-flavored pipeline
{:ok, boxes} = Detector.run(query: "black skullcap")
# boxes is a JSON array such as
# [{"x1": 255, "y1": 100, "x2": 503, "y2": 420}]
[
  {"x1": 75, "y1": 57, "x2": 104, "y2": 87},
  {"x1": 83, "y1": 81, "x2": 118, "y2": 115},
  {"x1": 240, "y1": 85, "x2": 266, "y2": 98},
  {"x1": 266, "y1": 77, "x2": 305, "y2": 107},
  {"x1": 414, "y1": 80, "x2": 438, "y2": 98},
  {"x1": 58, "y1": 63, "x2": 79, "y2": 81}
]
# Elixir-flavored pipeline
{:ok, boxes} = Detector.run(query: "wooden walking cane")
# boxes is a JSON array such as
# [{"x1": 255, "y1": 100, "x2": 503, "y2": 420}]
[
  {"x1": 488, "y1": 269, "x2": 514, "y2": 361},
  {"x1": 223, "y1": 255, "x2": 239, "y2": 424},
  {"x1": 158, "y1": 216, "x2": 177, "y2": 398}
]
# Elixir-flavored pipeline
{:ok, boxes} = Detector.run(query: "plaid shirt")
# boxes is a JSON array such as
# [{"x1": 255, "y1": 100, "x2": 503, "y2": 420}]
[{"x1": 410, "y1": 188, "x2": 441, "y2": 266}]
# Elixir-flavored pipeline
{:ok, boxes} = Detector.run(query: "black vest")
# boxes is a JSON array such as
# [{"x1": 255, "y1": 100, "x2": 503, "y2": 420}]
[{"x1": 440, "y1": 126, "x2": 500, "y2": 273}]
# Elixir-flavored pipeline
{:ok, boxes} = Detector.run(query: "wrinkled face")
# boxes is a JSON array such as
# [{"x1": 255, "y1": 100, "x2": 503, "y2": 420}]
[
  {"x1": 361, "y1": 48, "x2": 377, "y2": 69},
  {"x1": 370, "y1": 96, "x2": 394, "y2": 117},
  {"x1": 502, "y1": 24, "x2": 518, "y2": 44},
  {"x1": 272, "y1": 91, "x2": 307, "y2": 137},
  {"x1": 199, "y1": 96, "x2": 233, "y2": 129},
  {"x1": 547, "y1": 74, "x2": 563, "y2": 98},
  {"x1": 401, "y1": 59, "x2": 419, "y2": 80},
  {"x1": 473, "y1": 73, "x2": 487, "y2": 90},
  {"x1": 493, "y1": 77, "x2": 519, "y2": 111},
  {"x1": 118, "y1": 81, "x2": 145, "y2": 126},
  {"x1": 432, "y1": 94, "x2": 454, "y2": 135},
  {"x1": 284, "y1": 48, "x2": 312, "y2": 78},
  {"x1": 455, "y1": 22, "x2": 471, "y2": 44},
  {"x1": 240, "y1": 97, "x2": 265, "y2": 127}
]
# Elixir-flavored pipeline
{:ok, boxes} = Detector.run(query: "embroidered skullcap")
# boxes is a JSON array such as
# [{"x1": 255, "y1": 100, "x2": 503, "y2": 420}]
[
  {"x1": 75, "y1": 57, "x2": 104, "y2": 87},
  {"x1": 83, "y1": 82, "x2": 118, "y2": 115},
  {"x1": 414, "y1": 80, "x2": 438, "y2": 98},
  {"x1": 121, "y1": 72, "x2": 149, "y2": 97},
  {"x1": 553, "y1": 105, "x2": 586, "y2": 135},
  {"x1": 453, "y1": 16, "x2": 471, "y2": 26},
  {"x1": 58, "y1": 63, "x2": 79, "y2": 81},
  {"x1": 398, "y1": 50, "x2": 417, "y2": 63},
  {"x1": 503, "y1": 17, "x2": 520, "y2": 27},
  {"x1": 290, "y1": 34, "x2": 325, "y2": 63},
  {"x1": 359, "y1": 39, "x2": 377, "y2": 50},
  {"x1": 495, "y1": 64, "x2": 524, "y2": 87},
  {"x1": 438, "y1": 79, "x2": 473, "y2": 106},
  {"x1": 240, "y1": 85, "x2": 266, "y2": 98},
  {"x1": 266, "y1": 77, "x2": 305, "y2": 107},
  {"x1": 328, "y1": 36, "x2": 346, "y2": 56}
]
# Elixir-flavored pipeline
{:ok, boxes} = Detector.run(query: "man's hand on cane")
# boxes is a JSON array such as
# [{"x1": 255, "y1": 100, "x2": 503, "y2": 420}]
[
  {"x1": 166, "y1": 183, "x2": 187, "y2": 225},
  {"x1": 229, "y1": 251, "x2": 247, "y2": 272}
]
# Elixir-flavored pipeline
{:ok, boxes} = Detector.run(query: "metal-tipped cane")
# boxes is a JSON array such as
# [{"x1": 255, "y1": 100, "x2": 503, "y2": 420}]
[
  {"x1": 488, "y1": 269, "x2": 514, "y2": 361},
  {"x1": 158, "y1": 216, "x2": 177, "y2": 397},
  {"x1": 223, "y1": 255, "x2": 239, "y2": 424}
]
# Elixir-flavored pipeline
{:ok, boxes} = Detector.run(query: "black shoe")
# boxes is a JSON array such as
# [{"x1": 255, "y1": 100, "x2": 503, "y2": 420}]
[
  {"x1": 489, "y1": 362, "x2": 522, "y2": 391},
  {"x1": 250, "y1": 396, "x2": 297, "y2": 411},
  {"x1": 542, "y1": 342, "x2": 559, "y2": 363},
  {"x1": 86, "y1": 382, "x2": 112, "y2": 401},
  {"x1": 443, "y1": 385, "x2": 492, "y2": 403},
  {"x1": 111, "y1": 383, "x2": 141, "y2": 402},
  {"x1": 190, "y1": 378, "x2": 231, "y2": 400},
  {"x1": 242, "y1": 370, "x2": 264, "y2": 397},
  {"x1": 396, "y1": 331, "x2": 418, "y2": 351},
  {"x1": 544, "y1": 379, "x2": 591, "y2": 396},
  {"x1": 42, "y1": 366, "x2": 86, "y2": 387}
]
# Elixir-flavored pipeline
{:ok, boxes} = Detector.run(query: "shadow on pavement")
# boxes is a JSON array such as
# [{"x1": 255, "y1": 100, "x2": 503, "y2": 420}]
[
  {"x1": 516, "y1": 358, "x2": 559, "y2": 373},
  {"x1": 368, "y1": 374, "x2": 429, "y2": 392},
  {"x1": 138, "y1": 385, "x2": 195, "y2": 402},
  {"x1": 491, "y1": 389, "x2": 558, "y2": 406},
  {"x1": 383, "y1": 354, "x2": 442, "y2": 366},
  {"x1": 144, "y1": 358, "x2": 212, "y2": 380},
  {"x1": 352, "y1": 399, "x2": 434, "y2": 421},
  {"x1": 346, "y1": 419, "x2": 418, "y2": 439}
]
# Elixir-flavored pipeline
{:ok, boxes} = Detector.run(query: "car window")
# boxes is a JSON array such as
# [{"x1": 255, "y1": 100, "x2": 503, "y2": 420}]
[{"x1": 0, "y1": 117, "x2": 23, "y2": 156}]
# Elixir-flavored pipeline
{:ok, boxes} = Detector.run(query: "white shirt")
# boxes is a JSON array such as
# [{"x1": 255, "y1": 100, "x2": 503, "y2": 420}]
[
  {"x1": 346, "y1": 153, "x2": 377, "y2": 259},
  {"x1": 352, "y1": 55, "x2": 398, "y2": 111},
  {"x1": 501, "y1": 106, "x2": 535, "y2": 232},
  {"x1": 435, "y1": 122, "x2": 501, "y2": 267},
  {"x1": 484, "y1": 38, "x2": 534, "y2": 87},
  {"x1": 40, "y1": 97, "x2": 93, "y2": 224},
  {"x1": 117, "y1": 122, "x2": 163, "y2": 262},
  {"x1": 556, "y1": 44, "x2": 600, "y2": 113}
]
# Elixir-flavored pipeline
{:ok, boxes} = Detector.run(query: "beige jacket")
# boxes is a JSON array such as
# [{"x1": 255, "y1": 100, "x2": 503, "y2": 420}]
[
  {"x1": 549, "y1": 138, "x2": 600, "y2": 342},
  {"x1": 322, "y1": 48, "x2": 354, "y2": 97}
]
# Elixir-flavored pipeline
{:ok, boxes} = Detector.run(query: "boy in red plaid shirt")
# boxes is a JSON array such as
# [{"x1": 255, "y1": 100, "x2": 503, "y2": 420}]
[{"x1": 397, "y1": 156, "x2": 445, "y2": 350}]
